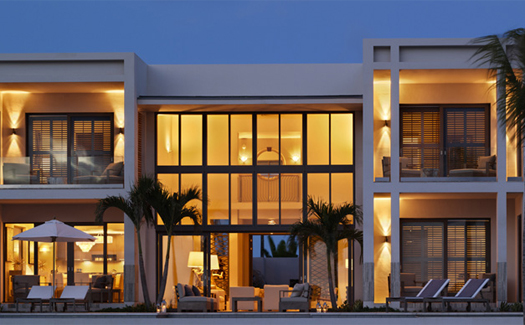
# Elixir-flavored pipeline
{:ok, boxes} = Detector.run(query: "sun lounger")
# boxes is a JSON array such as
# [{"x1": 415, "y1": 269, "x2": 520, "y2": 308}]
[
  {"x1": 50, "y1": 285, "x2": 90, "y2": 312},
  {"x1": 438, "y1": 278, "x2": 491, "y2": 312},
  {"x1": 385, "y1": 278, "x2": 449, "y2": 312},
  {"x1": 16, "y1": 285, "x2": 54, "y2": 312}
]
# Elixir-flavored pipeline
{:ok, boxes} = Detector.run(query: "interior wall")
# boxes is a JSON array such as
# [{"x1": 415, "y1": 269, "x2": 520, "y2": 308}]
[
  {"x1": 1, "y1": 92, "x2": 124, "y2": 160},
  {"x1": 400, "y1": 82, "x2": 497, "y2": 156},
  {"x1": 373, "y1": 73, "x2": 391, "y2": 179},
  {"x1": 373, "y1": 197, "x2": 391, "y2": 303}
]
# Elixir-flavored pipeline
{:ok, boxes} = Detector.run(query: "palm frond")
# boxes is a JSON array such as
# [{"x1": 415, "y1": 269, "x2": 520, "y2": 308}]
[{"x1": 471, "y1": 29, "x2": 525, "y2": 145}]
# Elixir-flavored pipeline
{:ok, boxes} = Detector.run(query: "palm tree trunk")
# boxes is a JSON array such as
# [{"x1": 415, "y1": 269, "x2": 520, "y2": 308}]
[
  {"x1": 157, "y1": 233, "x2": 172, "y2": 304},
  {"x1": 136, "y1": 229, "x2": 152, "y2": 307},
  {"x1": 333, "y1": 247, "x2": 339, "y2": 302},
  {"x1": 326, "y1": 247, "x2": 337, "y2": 309}
]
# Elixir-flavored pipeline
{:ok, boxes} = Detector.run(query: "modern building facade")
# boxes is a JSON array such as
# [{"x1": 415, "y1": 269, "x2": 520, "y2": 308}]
[{"x1": 0, "y1": 37, "x2": 522, "y2": 309}]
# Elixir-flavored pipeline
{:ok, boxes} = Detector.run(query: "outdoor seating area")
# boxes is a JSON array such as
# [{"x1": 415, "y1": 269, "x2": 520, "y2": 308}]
[{"x1": 386, "y1": 277, "x2": 492, "y2": 312}]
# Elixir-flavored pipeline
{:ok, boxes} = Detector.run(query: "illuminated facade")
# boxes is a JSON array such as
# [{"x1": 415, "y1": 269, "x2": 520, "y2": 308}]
[{"x1": 0, "y1": 38, "x2": 522, "y2": 309}]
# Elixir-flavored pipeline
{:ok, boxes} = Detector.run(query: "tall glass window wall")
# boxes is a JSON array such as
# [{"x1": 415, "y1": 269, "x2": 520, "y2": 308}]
[{"x1": 156, "y1": 112, "x2": 355, "y2": 309}]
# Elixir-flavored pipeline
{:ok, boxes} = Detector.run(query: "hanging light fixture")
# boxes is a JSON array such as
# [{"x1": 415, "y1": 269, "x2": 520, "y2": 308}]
[{"x1": 76, "y1": 241, "x2": 96, "y2": 253}]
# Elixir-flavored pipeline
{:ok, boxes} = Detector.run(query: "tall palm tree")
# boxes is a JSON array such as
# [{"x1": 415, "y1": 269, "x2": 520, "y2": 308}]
[
  {"x1": 289, "y1": 196, "x2": 363, "y2": 309},
  {"x1": 147, "y1": 185, "x2": 202, "y2": 305},
  {"x1": 95, "y1": 175, "x2": 157, "y2": 307},
  {"x1": 471, "y1": 28, "x2": 525, "y2": 320}
]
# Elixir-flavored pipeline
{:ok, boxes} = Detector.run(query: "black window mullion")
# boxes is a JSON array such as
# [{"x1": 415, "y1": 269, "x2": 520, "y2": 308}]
[
  {"x1": 203, "y1": 114, "x2": 208, "y2": 226},
  {"x1": 252, "y1": 114, "x2": 257, "y2": 225}
]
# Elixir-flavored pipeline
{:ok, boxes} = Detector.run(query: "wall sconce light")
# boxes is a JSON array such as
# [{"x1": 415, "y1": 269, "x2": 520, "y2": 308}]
[
  {"x1": 118, "y1": 127, "x2": 124, "y2": 135},
  {"x1": 384, "y1": 236, "x2": 389, "y2": 243},
  {"x1": 11, "y1": 128, "x2": 16, "y2": 135},
  {"x1": 384, "y1": 120, "x2": 389, "y2": 127}
]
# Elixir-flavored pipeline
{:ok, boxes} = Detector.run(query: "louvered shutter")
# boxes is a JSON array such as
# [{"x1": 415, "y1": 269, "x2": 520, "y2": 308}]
[
  {"x1": 29, "y1": 116, "x2": 68, "y2": 183},
  {"x1": 401, "y1": 108, "x2": 440, "y2": 173},
  {"x1": 445, "y1": 108, "x2": 488, "y2": 173},
  {"x1": 71, "y1": 116, "x2": 113, "y2": 178},
  {"x1": 401, "y1": 222, "x2": 444, "y2": 283}
]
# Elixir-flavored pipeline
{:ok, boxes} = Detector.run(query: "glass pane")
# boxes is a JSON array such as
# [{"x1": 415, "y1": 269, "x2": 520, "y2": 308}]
[
  {"x1": 207, "y1": 115, "x2": 229, "y2": 165},
  {"x1": 231, "y1": 173, "x2": 252, "y2": 225},
  {"x1": 157, "y1": 114, "x2": 179, "y2": 166},
  {"x1": 107, "y1": 223, "x2": 124, "y2": 302},
  {"x1": 308, "y1": 173, "x2": 329, "y2": 202},
  {"x1": 307, "y1": 114, "x2": 329, "y2": 165},
  {"x1": 208, "y1": 174, "x2": 230, "y2": 225},
  {"x1": 74, "y1": 225, "x2": 104, "y2": 291},
  {"x1": 162, "y1": 235, "x2": 203, "y2": 306},
  {"x1": 4, "y1": 223, "x2": 36, "y2": 302},
  {"x1": 257, "y1": 173, "x2": 279, "y2": 225},
  {"x1": 231, "y1": 115, "x2": 252, "y2": 166},
  {"x1": 331, "y1": 114, "x2": 353, "y2": 165},
  {"x1": 331, "y1": 173, "x2": 353, "y2": 206},
  {"x1": 281, "y1": 173, "x2": 302, "y2": 224},
  {"x1": 337, "y1": 239, "x2": 349, "y2": 305},
  {"x1": 39, "y1": 242, "x2": 66, "y2": 288},
  {"x1": 257, "y1": 115, "x2": 279, "y2": 165},
  {"x1": 181, "y1": 115, "x2": 202, "y2": 165},
  {"x1": 211, "y1": 233, "x2": 228, "y2": 311},
  {"x1": 281, "y1": 115, "x2": 302, "y2": 165},
  {"x1": 157, "y1": 174, "x2": 179, "y2": 225},
  {"x1": 252, "y1": 234, "x2": 299, "y2": 288},
  {"x1": 181, "y1": 174, "x2": 203, "y2": 225}
]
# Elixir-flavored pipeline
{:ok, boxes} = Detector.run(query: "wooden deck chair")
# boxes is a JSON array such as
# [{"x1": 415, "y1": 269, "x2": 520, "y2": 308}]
[
  {"x1": 386, "y1": 278, "x2": 450, "y2": 312},
  {"x1": 50, "y1": 285, "x2": 90, "y2": 312},
  {"x1": 440, "y1": 278, "x2": 491, "y2": 312},
  {"x1": 16, "y1": 285, "x2": 54, "y2": 312}
]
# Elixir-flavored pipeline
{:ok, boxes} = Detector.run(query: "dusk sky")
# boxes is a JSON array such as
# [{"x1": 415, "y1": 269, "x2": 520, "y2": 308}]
[{"x1": 0, "y1": 1, "x2": 524, "y2": 64}]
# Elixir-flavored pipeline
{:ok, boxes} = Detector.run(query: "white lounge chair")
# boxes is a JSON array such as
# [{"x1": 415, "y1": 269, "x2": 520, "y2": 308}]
[
  {"x1": 50, "y1": 285, "x2": 90, "y2": 312},
  {"x1": 386, "y1": 278, "x2": 450, "y2": 312},
  {"x1": 16, "y1": 285, "x2": 54, "y2": 312},
  {"x1": 440, "y1": 278, "x2": 491, "y2": 312}
]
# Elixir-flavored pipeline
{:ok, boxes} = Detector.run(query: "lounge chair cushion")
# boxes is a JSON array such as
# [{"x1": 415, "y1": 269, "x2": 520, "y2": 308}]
[
  {"x1": 291, "y1": 283, "x2": 303, "y2": 297},
  {"x1": 103, "y1": 162, "x2": 124, "y2": 176},
  {"x1": 192, "y1": 285, "x2": 201, "y2": 296},
  {"x1": 300, "y1": 283, "x2": 310, "y2": 298},
  {"x1": 477, "y1": 155, "x2": 496, "y2": 169},
  {"x1": 184, "y1": 284, "x2": 194, "y2": 296}
]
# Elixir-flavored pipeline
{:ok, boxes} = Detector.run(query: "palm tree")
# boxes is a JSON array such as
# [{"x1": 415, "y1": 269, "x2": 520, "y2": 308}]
[
  {"x1": 471, "y1": 28, "x2": 525, "y2": 321},
  {"x1": 289, "y1": 196, "x2": 363, "y2": 309},
  {"x1": 263, "y1": 236, "x2": 298, "y2": 258},
  {"x1": 147, "y1": 185, "x2": 202, "y2": 305},
  {"x1": 95, "y1": 175, "x2": 156, "y2": 307}
]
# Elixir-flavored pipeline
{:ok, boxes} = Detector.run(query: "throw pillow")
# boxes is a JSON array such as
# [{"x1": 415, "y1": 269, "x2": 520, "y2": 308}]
[
  {"x1": 477, "y1": 155, "x2": 496, "y2": 169},
  {"x1": 184, "y1": 284, "x2": 194, "y2": 297},
  {"x1": 290, "y1": 283, "x2": 304, "y2": 297},
  {"x1": 192, "y1": 285, "x2": 201, "y2": 296},
  {"x1": 399, "y1": 157, "x2": 410, "y2": 169},
  {"x1": 102, "y1": 162, "x2": 124, "y2": 176},
  {"x1": 93, "y1": 276, "x2": 106, "y2": 289},
  {"x1": 300, "y1": 283, "x2": 310, "y2": 298}
]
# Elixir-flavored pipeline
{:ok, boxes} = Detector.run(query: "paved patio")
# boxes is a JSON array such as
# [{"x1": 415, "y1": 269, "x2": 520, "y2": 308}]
[{"x1": 0, "y1": 312, "x2": 522, "y2": 325}]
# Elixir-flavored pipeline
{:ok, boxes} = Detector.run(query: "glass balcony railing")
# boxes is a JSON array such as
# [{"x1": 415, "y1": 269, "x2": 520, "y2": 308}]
[
  {"x1": 2, "y1": 156, "x2": 124, "y2": 186},
  {"x1": 380, "y1": 153, "x2": 497, "y2": 181}
]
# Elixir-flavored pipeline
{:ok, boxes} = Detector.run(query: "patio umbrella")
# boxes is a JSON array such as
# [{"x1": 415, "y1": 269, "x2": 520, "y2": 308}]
[{"x1": 12, "y1": 218, "x2": 95, "y2": 296}]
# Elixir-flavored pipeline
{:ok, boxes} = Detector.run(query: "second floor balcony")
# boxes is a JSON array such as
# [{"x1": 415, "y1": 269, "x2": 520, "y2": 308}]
[{"x1": 2, "y1": 156, "x2": 124, "y2": 187}]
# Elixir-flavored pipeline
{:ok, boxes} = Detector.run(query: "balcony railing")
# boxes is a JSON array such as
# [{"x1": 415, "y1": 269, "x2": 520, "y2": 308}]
[
  {"x1": 2, "y1": 156, "x2": 124, "y2": 186},
  {"x1": 381, "y1": 152, "x2": 497, "y2": 181}
]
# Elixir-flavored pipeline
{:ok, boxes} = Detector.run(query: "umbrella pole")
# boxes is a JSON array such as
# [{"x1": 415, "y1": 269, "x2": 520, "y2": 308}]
[{"x1": 53, "y1": 241, "x2": 56, "y2": 298}]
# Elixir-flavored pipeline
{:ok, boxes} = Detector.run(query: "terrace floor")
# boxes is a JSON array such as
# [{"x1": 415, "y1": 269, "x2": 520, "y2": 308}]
[{"x1": 0, "y1": 312, "x2": 522, "y2": 325}]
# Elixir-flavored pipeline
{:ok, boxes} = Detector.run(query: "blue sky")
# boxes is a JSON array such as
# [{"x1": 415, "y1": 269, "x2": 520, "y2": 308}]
[{"x1": 0, "y1": 1, "x2": 524, "y2": 64}]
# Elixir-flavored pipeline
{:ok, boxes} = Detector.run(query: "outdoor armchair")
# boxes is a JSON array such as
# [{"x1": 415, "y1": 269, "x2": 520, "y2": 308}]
[
  {"x1": 16, "y1": 285, "x2": 54, "y2": 312},
  {"x1": 279, "y1": 282, "x2": 312, "y2": 312},
  {"x1": 176, "y1": 283, "x2": 217, "y2": 312}
]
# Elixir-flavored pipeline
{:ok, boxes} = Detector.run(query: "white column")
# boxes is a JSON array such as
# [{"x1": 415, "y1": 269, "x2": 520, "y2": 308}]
[
  {"x1": 390, "y1": 192, "x2": 400, "y2": 297},
  {"x1": 497, "y1": 192, "x2": 508, "y2": 302}
]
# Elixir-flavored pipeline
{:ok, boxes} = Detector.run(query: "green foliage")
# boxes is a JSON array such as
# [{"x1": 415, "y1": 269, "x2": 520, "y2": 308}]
[
  {"x1": 335, "y1": 299, "x2": 395, "y2": 312},
  {"x1": 98, "y1": 303, "x2": 156, "y2": 312},
  {"x1": 471, "y1": 28, "x2": 525, "y2": 145},
  {"x1": 262, "y1": 236, "x2": 298, "y2": 257},
  {"x1": 500, "y1": 301, "x2": 523, "y2": 312}
]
